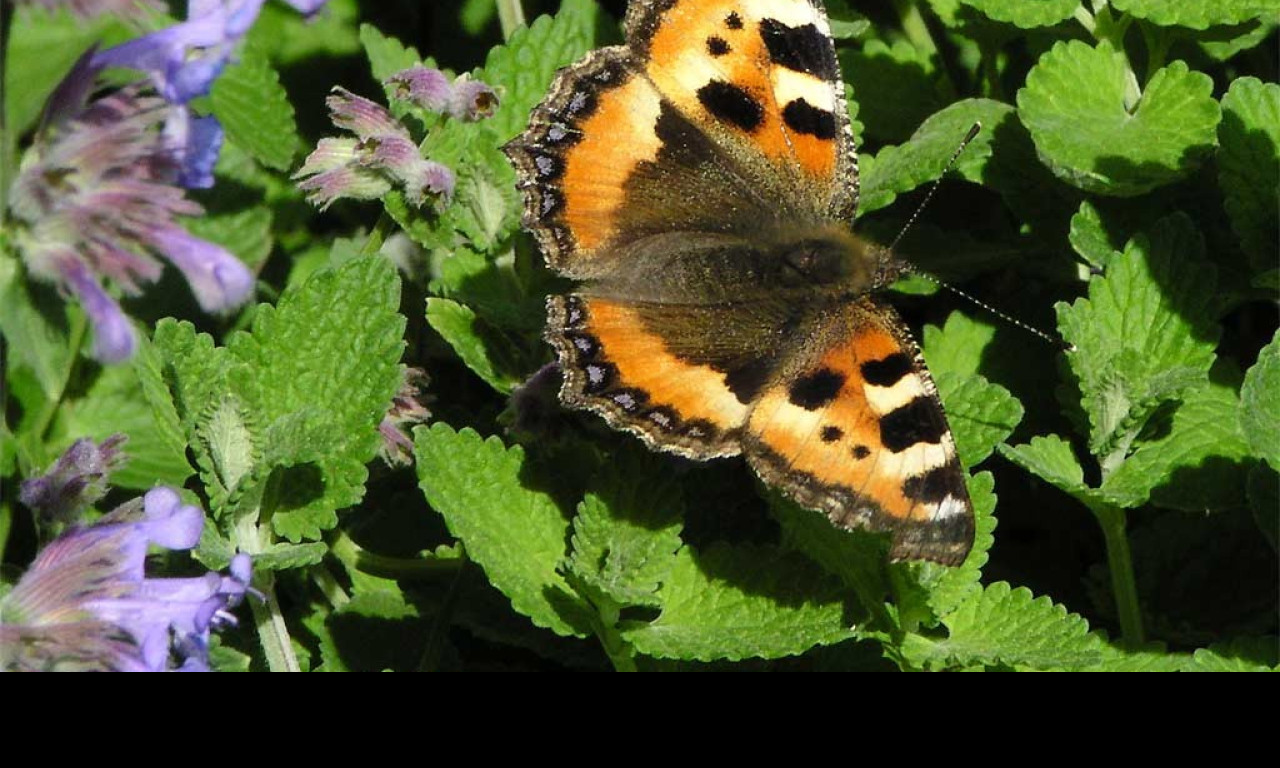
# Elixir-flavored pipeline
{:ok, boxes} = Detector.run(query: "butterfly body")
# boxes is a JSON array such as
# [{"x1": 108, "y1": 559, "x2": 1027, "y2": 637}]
[{"x1": 506, "y1": 0, "x2": 974, "y2": 565}]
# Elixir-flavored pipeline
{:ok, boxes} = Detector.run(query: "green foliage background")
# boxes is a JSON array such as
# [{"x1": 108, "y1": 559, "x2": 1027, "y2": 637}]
[{"x1": 1, "y1": 0, "x2": 1276, "y2": 671}]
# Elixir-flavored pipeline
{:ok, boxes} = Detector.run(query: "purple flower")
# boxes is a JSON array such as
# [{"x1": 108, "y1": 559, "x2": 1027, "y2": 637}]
[
  {"x1": 8, "y1": 54, "x2": 254, "y2": 363},
  {"x1": 92, "y1": 0, "x2": 330, "y2": 106},
  {"x1": 378, "y1": 367, "x2": 432, "y2": 466},
  {"x1": 385, "y1": 66, "x2": 499, "y2": 122},
  {"x1": 12, "y1": 0, "x2": 163, "y2": 20},
  {"x1": 0, "y1": 487, "x2": 254, "y2": 672},
  {"x1": 295, "y1": 87, "x2": 455, "y2": 209},
  {"x1": 20, "y1": 434, "x2": 128, "y2": 526}
]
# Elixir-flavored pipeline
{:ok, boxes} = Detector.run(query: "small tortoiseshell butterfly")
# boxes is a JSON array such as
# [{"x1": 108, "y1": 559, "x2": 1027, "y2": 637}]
[{"x1": 504, "y1": 0, "x2": 974, "y2": 565}]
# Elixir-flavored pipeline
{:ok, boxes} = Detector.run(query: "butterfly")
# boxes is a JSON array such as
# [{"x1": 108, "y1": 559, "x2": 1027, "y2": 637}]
[{"x1": 504, "y1": 0, "x2": 973, "y2": 565}]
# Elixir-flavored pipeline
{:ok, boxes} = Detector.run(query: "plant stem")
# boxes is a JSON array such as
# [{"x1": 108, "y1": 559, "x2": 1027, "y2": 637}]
[
  {"x1": 496, "y1": 0, "x2": 525, "y2": 41},
  {"x1": 417, "y1": 548, "x2": 469, "y2": 672},
  {"x1": 331, "y1": 530, "x2": 463, "y2": 579},
  {"x1": 1139, "y1": 21, "x2": 1171, "y2": 82},
  {"x1": 358, "y1": 214, "x2": 395, "y2": 257},
  {"x1": 30, "y1": 310, "x2": 88, "y2": 447},
  {"x1": 585, "y1": 596, "x2": 638, "y2": 672},
  {"x1": 0, "y1": 0, "x2": 14, "y2": 221},
  {"x1": 252, "y1": 575, "x2": 302, "y2": 672},
  {"x1": 311, "y1": 564, "x2": 350, "y2": 609},
  {"x1": 894, "y1": 0, "x2": 938, "y2": 56},
  {"x1": 0, "y1": 501, "x2": 11, "y2": 565},
  {"x1": 1093, "y1": 502, "x2": 1145, "y2": 648},
  {"x1": 1073, "y1": 4, "x2": 1096, "y2": 35}
]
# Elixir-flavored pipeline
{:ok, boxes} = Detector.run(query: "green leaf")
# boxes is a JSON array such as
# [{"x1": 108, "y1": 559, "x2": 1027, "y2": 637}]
[
  {"x1": 425, "y1": 298, "x2": 524, "y2": 393},
  {"x1": 1069, "y1": 200, "x2": 1123, "y2": 270},
  {"x1": 959, "y1": 0, "x2": 1079, "y2": 27},
  {"x1": 1103, "y1": 383, "x2": 1254, "y2": 510},
  {"x1": 252, "y1": 542, "x2": 330, "y2": 572},
  {"x1": 1056, "y1": 214, "x2": 1219, "y2": 467},
  {"x1": 3, "y1": 7, "x2": 129, "y2": 136},
  {"x1": 51, "y1": 365, "x2": 193, "y2": 490},
  {"x1": 414, "y1": 424, "x2": 592, "y2": 638},
  {"x1": 922, "y1": 311, "x2": 997, "y2": 379},
  {"x1": 229, "y1": 257, "x2": 405, "y2": 541},
  {"x1": 249, "y1": 0, "x2": 361, "y2": 64},
  {"x1": 825, "y1": 0, "x2": 872, "y2": 39},
  {"x1": 133, "y1": 336, "x2": 195, "y2": 476},
  {"x1": 1185, "y1": 637, "x2": 1279, "y2": 672},
  {"x1": 210, "y1": 44, "x2": 301, "y2": 171},
  {"x1": 150, "y1": 320, "x2": 237, "y2": 506},
  {"x1": 1092, "y1": 640, "x2": 1192, "y2": 671},
  {"x1": 460, "y1": 0, "x2": 498, "y2": 35},
  {"x1": 1198, "y1": 18, "x2": 1278, "y2": 61},
  {"x1": 861, "y1": 99, "x2": 1013, "y2": 214},
  {"x1": 1000, "y1": 434, "x2": 1110, "y2": 508},
  {"x1": 476, "y1": 0, "x2": 600, "y2": 144},
  {"x1": 1241, "y1": 329, "x2": 1280, "y2": 467},
  {"x1": 934, "y1": 372, "x2": 1023, "y2": 468},
  {"x1": 1218, "y1": 77, "x2": 1280, "y2": 271},
  {"x1": 359, "y1": 23, "x2": 424, "y2": 86},
  {"x1": 199, "y1": 397, "x2": 256, "y2": 507},
  {"x1": 839, "y1": 39, "x2": 942, "y2": 144},
  {"x1": 903, "y1": 581, "x2": 1103, "y2": 670},
  {"x1": 0, "y1": 255, "x2": 72, "y2": 400},
  {"x1": 621, "y1": 544, "x2": 857, "y2": 661},
  {"x1": 767, "y1": 491, "x2": 889, "y2": 622},
  {"x1": 1017, "y1": 41, "x2": 1220, "y2": 196},
  {"x1": 566, "y1": 450, "x2": 685, "y2": 609},
  {"x1": 448, "y1": 159, "x2": 513, "y2": 252},
  {"x1": 432, "y1": 248, "x2": 545, "y2": 333},
  {"x1": 1110, "y1": 0, "x2": 1280, "y2": 29}
]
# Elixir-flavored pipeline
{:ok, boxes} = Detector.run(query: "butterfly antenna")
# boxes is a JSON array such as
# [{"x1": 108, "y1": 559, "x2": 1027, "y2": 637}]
[
  {"x1": 887, "y1": 123, "x2": 1074, "y2": 352},
  {"x1": 900, "y1": 268, "x2": 1076, "y2": 352},
  {"x1": 887, "y1": 122, "x2": 982, "y2": 253}
]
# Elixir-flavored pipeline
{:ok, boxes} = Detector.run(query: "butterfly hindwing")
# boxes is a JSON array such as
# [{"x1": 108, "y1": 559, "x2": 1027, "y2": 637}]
[
  {"x1": 547, "y1": 294, "x2": 753, "y2": 458},
  {"x1": 744, "y1": 298, "x2": 974, "y2": 565}
]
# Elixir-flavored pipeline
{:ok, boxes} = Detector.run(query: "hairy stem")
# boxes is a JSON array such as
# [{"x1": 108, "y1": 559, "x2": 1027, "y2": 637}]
[
  {"x1": 1139, "y1": 21, "x2": 1171, "y2": 82},
  {"x1": 496, "y1": 0, "x2": 526, "y2": 40},
  {"x1": 31, "y1": 310, "x2": 88, "y2": 448},
  {"x1": 894, "y1": 0, "x2": 938, "y2": 55},
  {"x1": 1094, "y1": 502, "x2": 1145, "y2": 648},
  {"x1": 332, "y1": 530, "x2": 463, "y2": 579},
  {"x1": 252, "y1": 575, "x2": 302, "y2": 672},
  {"x1": 417, "y1": 548, "x2": 469, "y2": 672},
  {"x1": 0, "y1": 0, "x2": 14, "y2": 221},
  {"x1": 311, "y1": 564, "x2": 350, "y2": 609},
  {"x1": 0, "y1": 501, "x2": 11, "y2": 565}
]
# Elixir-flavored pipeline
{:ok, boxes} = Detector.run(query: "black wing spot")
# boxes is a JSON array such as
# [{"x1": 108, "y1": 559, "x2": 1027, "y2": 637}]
[
  {"x1": 902, "y1": 466, "x2": 967, "y2": 504},
  {"x1": 861, "y1": 353, "x2": 913, "y2": 387},
  {"x1": 725, "y1": 12, "x2": 743, "y2": 29},
  {"x1": 697, "y1": 81, "x2": 764, "y2": 132},
  {"x1": 788, "y1": 368, "x2": 845, "y2": 410},
  {"x1": 782, "y1": 99, "x2": 836, "y2": 140},
  {"x1": 707, "y1": 36, "x2": 730, "y2": 56},
  {"x1": 724, "y1": 358, "x2": 772, "y2": 406},
  {"x1": 851, "y1": 444, "x2": 871, "y2": 460},
  {"x1": 820, "y1": 425, "x2": 843, "y2": 443},
  {"x1": 879, "y1": 397, "x2": 946, "y2": 453},
  {"x1": 759, "y1": 19, "x2": 839, "y2": 80}
]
